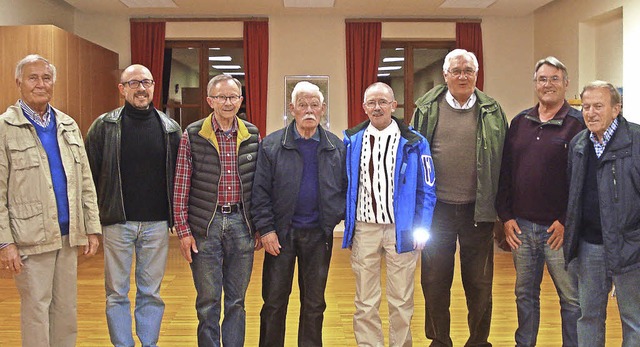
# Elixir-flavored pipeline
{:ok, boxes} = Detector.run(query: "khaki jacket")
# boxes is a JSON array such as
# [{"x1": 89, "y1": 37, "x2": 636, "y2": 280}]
[{"x1": 0, "y1": 103, "x2": 101, "y2": 256}]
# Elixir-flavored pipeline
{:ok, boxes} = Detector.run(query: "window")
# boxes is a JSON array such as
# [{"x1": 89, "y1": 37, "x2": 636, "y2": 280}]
[
  {"x1": 377, "y1": 41, "x2": 455, "y2": 122},
  {"x1": 165, "y1": 41, "x2": 244, "y2": 129}
]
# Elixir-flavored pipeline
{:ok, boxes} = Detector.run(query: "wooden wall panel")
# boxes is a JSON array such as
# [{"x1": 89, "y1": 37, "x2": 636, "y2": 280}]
[{"x1": 0, "y1": 25, "x2": 119, "y2": 135}]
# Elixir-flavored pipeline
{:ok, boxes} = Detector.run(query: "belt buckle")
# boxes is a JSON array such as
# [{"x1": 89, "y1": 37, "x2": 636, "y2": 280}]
[{"x1": 221, "y1": 204, "x2": 232, "y2": 214}]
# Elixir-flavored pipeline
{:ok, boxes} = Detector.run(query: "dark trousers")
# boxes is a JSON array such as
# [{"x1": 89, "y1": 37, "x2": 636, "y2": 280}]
[
  {"x1": 421, "y1": 201, "x2": 494, "y2": 347},
  {"x1": 259, "y1": 227, "x2": 333, "y2": 347}
]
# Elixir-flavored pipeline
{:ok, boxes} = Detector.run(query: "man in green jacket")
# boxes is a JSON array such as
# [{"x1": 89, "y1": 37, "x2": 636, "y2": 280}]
[{"x1": 412, "y1": 48, "x2": 507, "y2": 347}]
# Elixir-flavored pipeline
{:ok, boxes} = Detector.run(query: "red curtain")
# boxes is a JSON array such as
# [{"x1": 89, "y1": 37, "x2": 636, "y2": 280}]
[
  {"x1": 130, "y1": 21, "x2": 166, "y2": 107},
  {"x1": 456, "y1": 22, "x2": 484, "y2": 91},
  {"x1": 243, "y1": 21, "x2": 269, "y2": 137},
  {"x1": 346, "y1": 22, "x2": 381, "y2": 127}
]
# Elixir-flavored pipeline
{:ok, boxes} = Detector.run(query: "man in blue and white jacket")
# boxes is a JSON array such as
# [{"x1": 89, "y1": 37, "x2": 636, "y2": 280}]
[{"x1": 343, "y1": 82, "x2": 436, "y2": 347}]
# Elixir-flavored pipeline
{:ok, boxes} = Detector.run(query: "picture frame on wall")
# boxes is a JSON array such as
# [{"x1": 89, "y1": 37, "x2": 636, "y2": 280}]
[{"x1": 284, "y1": 75, "x2": 330, "y2": 130}]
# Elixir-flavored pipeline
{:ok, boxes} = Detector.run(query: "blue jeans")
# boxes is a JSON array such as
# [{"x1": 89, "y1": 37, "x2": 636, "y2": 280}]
[
  {"x1": 576, "y1": 240, "x2": 640, "y2": 347},
  {"x1": 190, "y1": 211, "x2": 254, "y2": 347},
  {"x1": 103, "y1": 221, "x2": 169, "y2": 347},
  {"x1": 512, "y1": 218, "x2": 579, "y2": 347}
]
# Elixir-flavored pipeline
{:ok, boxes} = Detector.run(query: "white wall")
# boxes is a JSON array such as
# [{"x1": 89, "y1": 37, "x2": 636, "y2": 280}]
[
  {"x1": 0, "y1": 0, "x2": 74, "y2": 32},
  {"x1": 73, "y1": 12, "x2": 130, "y2": 68},
  {"x1": 535, "y1": 0, "x2": 638, "y2": 122},
  {"x1": 482, "y1": 15, "x2": 535, "y2": 119}
]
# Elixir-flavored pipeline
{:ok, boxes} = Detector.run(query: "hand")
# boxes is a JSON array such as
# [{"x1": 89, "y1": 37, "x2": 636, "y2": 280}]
[
  {"x1": 547, "y1": 220, "x2": 565, "y2": 250},
  {"x1": 0, "y1": 244, "x2": 23, "y2": 274},
  {"x1": 180, "y1": 235, "x2": 198, "y2": 263},
  {"x1": 504, "y1": 219, "x2": 523, "y2": 250},
  {"x1": 254, "y1": 232, "x2": 263, "y2": 251},
  {"x1": 413, "y1": 239, "x2": 427, "y2": 251},
  {"x1": 261, "y1": 232, "x2": 281, "y2": 256},
  {"x1": 83, "y1": 234, "x2": 100, "y2": 256}
]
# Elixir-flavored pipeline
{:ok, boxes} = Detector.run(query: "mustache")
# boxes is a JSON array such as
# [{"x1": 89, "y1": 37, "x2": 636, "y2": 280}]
[
  {"x1": 302, "y1": 113, "x2": 317, "y2": 121},
  {"x1": 135, "y1": 91, "x2": 149, "y2": 97}
]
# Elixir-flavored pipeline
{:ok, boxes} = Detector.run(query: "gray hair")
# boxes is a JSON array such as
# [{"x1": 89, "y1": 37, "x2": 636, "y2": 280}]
[
  {"x1": 443, "y1": 49, "x2": 478, "y2": 73},
  {"x1": 363, "y1": 82, "x2": 395, "y2": 101},
  {"x1": 207, "y1": 74, "x2": 242, "y2": 96},
  {"x1": 291, "y1": 81, "x2": 324, "y2": 104},
  {"x1": 580, "y1": 80, "x2": 622, "y2": 106},
  {"x1": 533, "y1": 56, "x2": 568, "y2": 81},
  {"x1": 15, "y1": 54, "x2": 57, "y2": 83}
]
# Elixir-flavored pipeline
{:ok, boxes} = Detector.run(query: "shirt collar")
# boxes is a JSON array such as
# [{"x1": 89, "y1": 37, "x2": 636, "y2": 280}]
[
  {"x1": 19, "y1": 99, "x2": 52, "y2": 124},
  {"x1": 293, "y1": 122, "x2": 320, "y2": 141},
  {"x1": 445, "y1": 90, "x2": 477, "y2": 110},
  {"x1": 211, "y1": 115, "x2": 238, "y2": 134},
  {"x1": 589, "y1": 117, "x2": 619, "y2": 147}
]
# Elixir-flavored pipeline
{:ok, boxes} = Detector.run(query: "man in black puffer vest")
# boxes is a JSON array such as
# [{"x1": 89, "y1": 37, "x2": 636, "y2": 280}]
[{"x1": 173, "y1": 74, "x2": 260, "y2": 347}]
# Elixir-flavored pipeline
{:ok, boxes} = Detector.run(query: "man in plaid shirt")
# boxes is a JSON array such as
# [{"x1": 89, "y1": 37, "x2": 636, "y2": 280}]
[{"x1": 173, "y1": 74, "x2": 261, "y2": 347}]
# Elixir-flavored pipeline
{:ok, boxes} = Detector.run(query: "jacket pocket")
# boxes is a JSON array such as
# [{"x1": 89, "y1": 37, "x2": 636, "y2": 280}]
[
  {"x1": 8, "y1": 201, "x2": 46, "y2": 246},
  {"x1": 8, "y1": 138, "x2": 40, "y2": 170}
]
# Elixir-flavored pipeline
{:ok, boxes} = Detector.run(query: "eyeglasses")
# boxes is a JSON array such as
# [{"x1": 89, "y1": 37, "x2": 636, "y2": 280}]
[
  {"x1": 364, "y1": 99, "x2": 392, "y2": 109},
  {"x1": 122, "y1": 79, "x2": 154, "y2": 89},
  {"x1": 210, "y1": 95, "x2": 241, "y2": 104},
  {"x1": 296, "y1": 102, "x2": 322, "y2": 110},
  {"x1": 447, "y1": 68, "x2": 476, "y2": 77},
  {"x1": 535, "y1": 76, "x2": 563, "y2": 85}
]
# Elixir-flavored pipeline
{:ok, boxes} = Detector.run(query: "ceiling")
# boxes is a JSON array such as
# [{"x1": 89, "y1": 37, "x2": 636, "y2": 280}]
[{"x1": 61, "y1": 0, "x2": 555, "y2": 18}]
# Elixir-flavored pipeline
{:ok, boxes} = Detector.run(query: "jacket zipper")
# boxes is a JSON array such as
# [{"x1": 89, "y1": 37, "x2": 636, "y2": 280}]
[
  {"x1": 116, "y1": 120, "x2": 127, "y2": 220},
  {"x1": 612, "y1": 162, "x2": 618, "y2": 202}
]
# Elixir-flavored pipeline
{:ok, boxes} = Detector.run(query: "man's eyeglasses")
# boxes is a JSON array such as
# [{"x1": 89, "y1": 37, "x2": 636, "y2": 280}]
[
  {"x1": 364, "y1": 99, "x2": 393, "y2": 109},
  {"x1": 535, "y1": 76, "x2": 563, "y2": 85},
  {"x1": 210, "y1": 95, "x2": 241, "y2": 104},
  {"x1": 447, "y1": 68, "x2": 476, "y2": 77},
  {"x1": 121, "y1": 79, "x2": 154, "y2": 89}
]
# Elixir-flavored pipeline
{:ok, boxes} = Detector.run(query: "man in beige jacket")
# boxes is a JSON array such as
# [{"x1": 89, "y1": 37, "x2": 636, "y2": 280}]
[{"x1": 0, "y1": 54, "x2": 101, "y2": 347}]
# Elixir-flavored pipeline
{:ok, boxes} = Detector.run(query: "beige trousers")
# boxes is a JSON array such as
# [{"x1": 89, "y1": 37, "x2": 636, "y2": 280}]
[
  {"x1": 15, "y1": 236, "x2": 78, "y2": 347},
  {"x1": 351, "y1": 221, "x2": 419, "y2": 347}
]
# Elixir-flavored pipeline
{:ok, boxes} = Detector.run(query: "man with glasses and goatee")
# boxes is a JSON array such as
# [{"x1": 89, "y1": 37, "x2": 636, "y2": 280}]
[
  {"x1": 85, "y1": 64, "x2": 182, "y2": 347},
  {"x1": 173, "y1": 74, "x2": 261, "y2": 347}
]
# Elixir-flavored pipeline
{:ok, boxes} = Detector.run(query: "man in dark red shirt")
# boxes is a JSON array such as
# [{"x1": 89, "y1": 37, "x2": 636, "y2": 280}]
[
  {"x1": 173, "y1": 74, "x2": 261, "y2": 347},
  {"x1": 496, "y1": 56, "x2": 584, "y2": 347}
]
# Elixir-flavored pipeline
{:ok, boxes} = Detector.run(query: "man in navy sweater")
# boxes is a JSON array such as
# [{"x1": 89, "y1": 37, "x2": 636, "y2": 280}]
[
  {"x1": 496, "y1": 56, "x2": 584, "y2": 347},
  {"x1": 252, "y1": 81, "x2": 346, "y2": 346},
  {"x1": 0, "y1": 54, "x2": 101, "y2": 347}
]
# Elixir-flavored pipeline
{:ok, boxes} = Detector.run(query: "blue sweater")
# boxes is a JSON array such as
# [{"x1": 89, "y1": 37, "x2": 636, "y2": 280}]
[
  {"x1": 27, "y1": 115, "x2": 70, "y2": 236},
  {"x1": 291, "y1": 138, "x2": 320, "y2": 229}
]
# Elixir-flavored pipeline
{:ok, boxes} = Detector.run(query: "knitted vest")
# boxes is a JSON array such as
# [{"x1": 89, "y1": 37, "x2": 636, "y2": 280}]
[{"x1": 186, "y1": 118, "x2": 259, "y2": 236}]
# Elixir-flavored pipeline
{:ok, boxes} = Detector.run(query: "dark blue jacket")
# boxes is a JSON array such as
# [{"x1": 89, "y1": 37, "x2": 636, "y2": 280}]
[
  {"x1": 251, "y1": 122, "x2": 346, "y2": 243},
  {"x1": 565, "y1": 116, "x2": 640, "y2": 275},
  {"x1": 342, "y1": 117, "x2": 436, "y2": 253}
]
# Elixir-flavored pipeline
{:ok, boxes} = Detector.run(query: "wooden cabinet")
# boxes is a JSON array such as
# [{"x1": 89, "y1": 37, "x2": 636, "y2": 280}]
[{"x1": 0, "y1": 25, "x2": 119, "y2": 134}]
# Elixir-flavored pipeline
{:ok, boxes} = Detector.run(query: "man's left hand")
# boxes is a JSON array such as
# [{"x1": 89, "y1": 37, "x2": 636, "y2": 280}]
[
  {"x1": 547, "y1": 220, "x2": 564, "y2": 250},
  {"x1": 254, "y1": 232, "x2": 263, "y2": 251},
  {"x1": 83, "y1": 234, "x2": 99, "y2": 256}
]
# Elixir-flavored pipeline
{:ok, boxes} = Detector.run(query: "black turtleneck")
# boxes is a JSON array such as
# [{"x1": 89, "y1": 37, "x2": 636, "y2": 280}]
[{"x1": 120, "y1": 102, "x2": 169, "y2": 221}]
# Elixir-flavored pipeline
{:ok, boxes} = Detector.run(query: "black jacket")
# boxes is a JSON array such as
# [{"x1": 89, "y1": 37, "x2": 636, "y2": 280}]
[
  {"x1": 251, "y1": 122, "x2": 346, "y2": 243},
  {"x1": 565, "y1": 116, "x2": 640, "y2": 275},
  {"x1": 85, "y1": 106, "x2": 181, "y2": 226}
]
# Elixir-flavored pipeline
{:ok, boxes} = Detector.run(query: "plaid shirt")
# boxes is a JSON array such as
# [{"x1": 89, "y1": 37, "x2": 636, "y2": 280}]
[
  {"x1": 173, "y1": 116, "x2": 241, "y2": 238},
  {"x1": 589, "y1": 117, "x2": 619, "y2": 158}
]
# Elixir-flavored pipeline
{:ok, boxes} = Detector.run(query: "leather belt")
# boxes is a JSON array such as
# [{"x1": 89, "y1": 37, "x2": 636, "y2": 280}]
[{"x1": 216, "y1": 203, "x2": 242, "y2": 214}]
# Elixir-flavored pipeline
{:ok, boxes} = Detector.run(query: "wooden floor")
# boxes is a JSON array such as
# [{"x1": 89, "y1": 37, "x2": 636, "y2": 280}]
[{"x1": 0, "y1": 237, "x2": 623, "y2": 346}]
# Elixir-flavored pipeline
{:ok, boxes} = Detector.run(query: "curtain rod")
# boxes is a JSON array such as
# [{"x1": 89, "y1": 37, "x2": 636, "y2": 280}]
[
  {"x1": 130, "y1": 17, "x2": 268, "y2": 23},
  {"x1": 345, "y1": 18, "x2": 481, "y2": 23}
]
